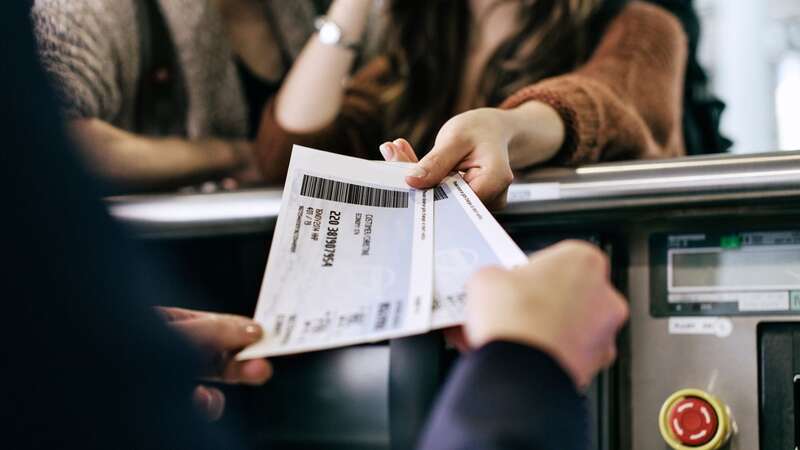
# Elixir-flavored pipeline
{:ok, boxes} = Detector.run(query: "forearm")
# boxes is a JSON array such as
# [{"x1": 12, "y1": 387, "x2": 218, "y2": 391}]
[
  {"x1": 500, "y1": 3, "x2": 687, "y2": 165},
  {"x1": 70, "y1": 119, "x2": 248, "y2": 189},
  {"x1": 274, "y1": 0, "x2": 372, "y2": 132},
  {"x1": 500, "y1": 101, "x2": 565, "y2": 169}
]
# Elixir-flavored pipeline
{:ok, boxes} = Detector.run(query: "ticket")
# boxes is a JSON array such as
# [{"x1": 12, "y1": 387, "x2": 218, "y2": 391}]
[
  {"x1": 429, "y1": 174, "x2": 528, "y2": 329},
  {"x1": 237, "y1": 146, "x2": 433, "y2": 359}
]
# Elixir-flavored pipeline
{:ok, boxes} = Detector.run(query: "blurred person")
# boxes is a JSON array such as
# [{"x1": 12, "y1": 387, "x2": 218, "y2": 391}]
[
  {"x1": 31, "y1": 0, "x2": 321, "y2": 191},
  {"x1": 8, "y1": 3, "x2": 627, "y2": 447},
  {"x1": 7, "y1": 4, "x2": 271, "y2": 447},
  {"x1": 257, "y1": 0, "x2": 687, "y2": 208}
]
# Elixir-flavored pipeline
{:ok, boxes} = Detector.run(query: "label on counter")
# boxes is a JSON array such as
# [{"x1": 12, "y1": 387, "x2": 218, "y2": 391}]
[
  {"x1": 507, "y1": 183, "x2": 561, "y2": 202},
  {"x1": 668, "y1": 317, "x2": 733, "y2": 338}
]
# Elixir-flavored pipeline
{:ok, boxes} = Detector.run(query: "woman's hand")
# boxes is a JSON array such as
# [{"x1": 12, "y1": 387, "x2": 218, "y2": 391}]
[
  {"x1": 379, "y1": 102, "x2": 564, "y2": 210},
  {"x1": 157, "y1": 307, "x2": 272, "y2": 421}
]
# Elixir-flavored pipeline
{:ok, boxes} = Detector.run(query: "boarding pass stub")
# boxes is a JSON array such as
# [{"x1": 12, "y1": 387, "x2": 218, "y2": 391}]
[
  {"x1": 429, "y1": 174, "x2": 528, "y2": 329},
  {"x1": 237, "y1": 146, "x2": 433, "y2": 359}
]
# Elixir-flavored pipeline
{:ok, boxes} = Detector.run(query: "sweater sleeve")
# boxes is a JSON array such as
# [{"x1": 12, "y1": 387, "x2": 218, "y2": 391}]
[
  {"x1": 500, "y1": 1, "x2": 688, "y2": 165},
  {"x1": 254, "y1": 58, "x2": 389, "y2": 182},
  {"x1": 417, "y1": 341, "x2": 587, "y2": 450},
  {"x1": 31, "y1": 0, "x2": 135, "y2": 122}
]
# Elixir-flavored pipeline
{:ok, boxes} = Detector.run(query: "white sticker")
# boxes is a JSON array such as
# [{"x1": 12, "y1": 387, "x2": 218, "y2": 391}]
[
  {"x1": 507, "y1": 183, "x2": 560, "y2": 202},
  {"x1": 737, "y1": 292, "x2": 789, "y2": 312},
  {"x1": 668, "y1": 317, "x2": 733, "y2": 338}
]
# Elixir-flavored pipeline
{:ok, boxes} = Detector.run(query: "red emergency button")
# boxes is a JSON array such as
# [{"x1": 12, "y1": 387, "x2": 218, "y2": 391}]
[
  {"x1": 659, "y1": 388, "x2": 732, "y2": 450},
  {"x1": 667, "y1": 397, "x2": 718, "y2": 446}
]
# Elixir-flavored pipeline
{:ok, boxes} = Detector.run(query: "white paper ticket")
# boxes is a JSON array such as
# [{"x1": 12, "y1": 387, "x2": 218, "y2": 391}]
[
  {"x1": 237, "y1": 146, "x2": 433, "y2": 359},
  {"x1": 429, "y1": 174, "x2": 528, "y2": 329}
]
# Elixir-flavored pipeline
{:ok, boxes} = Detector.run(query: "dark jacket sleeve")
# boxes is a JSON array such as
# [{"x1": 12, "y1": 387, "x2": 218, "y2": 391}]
[{"x1": 417, "y1": 341, "x2": 588, "y2": 450}]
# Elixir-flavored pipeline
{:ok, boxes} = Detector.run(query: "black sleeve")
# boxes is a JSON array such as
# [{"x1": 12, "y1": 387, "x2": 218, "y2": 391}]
[
  {"x1": 3, "y1": 4, "x2": 244, "y2": 450},
  {"x1": 417, "y1": 341, "x2": 588, "y2": 450}
]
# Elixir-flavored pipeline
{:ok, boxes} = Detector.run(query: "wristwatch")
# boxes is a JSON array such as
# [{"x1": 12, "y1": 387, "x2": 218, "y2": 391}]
[{"x1": 314, "y1": 17, "x2": 362, "y2": 52}]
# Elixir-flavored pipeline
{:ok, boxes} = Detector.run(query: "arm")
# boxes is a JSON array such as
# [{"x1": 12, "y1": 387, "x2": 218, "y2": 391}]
[
  {"x1": 274, "y1": 0, "x2": 373, "y2": 132},
  {"x1": 255, "y1": 0, "x2": 387, "y2": 182},
  {"x1": 378, "y1": 100, "x2": 565, "y2": 209},
  {"x1": 256, "y1": 58, "x2": 390, "y2": 182},
  {"x1": 70, "y1": 119, "x2": 254, "y2": 190},
  {"x1": 33, "y1": 2, "x2": 256, "y2": 189},
  {"x1": 388, "y1": 2, "x2": 686, "y2": 208},
  {"x1": 501, "y1": 1, "x2": 688, "y2": 166}
]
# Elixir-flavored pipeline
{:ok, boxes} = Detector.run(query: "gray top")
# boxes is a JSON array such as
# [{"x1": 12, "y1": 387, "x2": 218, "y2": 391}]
[{"x1": 31, "y1": 0, "x2": 317, "y2": 138}]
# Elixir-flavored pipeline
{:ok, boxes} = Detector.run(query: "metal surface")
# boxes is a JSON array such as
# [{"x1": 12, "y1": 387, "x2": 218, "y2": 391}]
[
  {"x1": 628, "y1": 218, "x2": 800, "y2": 450},
  {"x1": 107, "y1": 151, "x2": 800, "y2": 238}
]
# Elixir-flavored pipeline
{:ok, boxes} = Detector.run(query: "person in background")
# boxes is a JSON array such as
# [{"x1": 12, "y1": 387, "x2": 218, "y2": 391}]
[
  {"x1": 257, "y1": 0, "x2": 687, "y2": 208},
  {"x1": 31, "y1": 0, "x2": 320, "y2": 192}
]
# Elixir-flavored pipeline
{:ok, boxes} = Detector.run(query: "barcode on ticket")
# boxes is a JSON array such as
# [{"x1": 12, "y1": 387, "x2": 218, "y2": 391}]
[
  {"x1": 433, "y1": 186, "x2": 448, "y2": 201},
  {"x1": 300, "y1": 174, "x2": 409, "y2": 208}
]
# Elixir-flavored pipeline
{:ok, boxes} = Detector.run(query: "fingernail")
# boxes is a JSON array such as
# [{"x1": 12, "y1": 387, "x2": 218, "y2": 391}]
[
  {"x1": 407, "y1": 165, "x2": 428, "y2": 179},
  {"x1": 379, "y1": 143, "x2": 394, "y2": 161},
  {"x1": 244, "y1": 323, "x2": 262, "y2": 338}
]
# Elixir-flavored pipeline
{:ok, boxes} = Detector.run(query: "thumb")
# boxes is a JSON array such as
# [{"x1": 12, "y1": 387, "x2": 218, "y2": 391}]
[
  {"x1": 405, "y1": 134, "x2": 470, "y2": 189},
  {"x1": 171, "y1": 313, "x2": 263, "y2": 352}
]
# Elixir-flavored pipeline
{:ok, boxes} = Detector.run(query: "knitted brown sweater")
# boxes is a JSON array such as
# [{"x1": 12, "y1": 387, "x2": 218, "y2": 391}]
[{"x1": 256, "y1": 1, "x2": 687, "y2": 181}]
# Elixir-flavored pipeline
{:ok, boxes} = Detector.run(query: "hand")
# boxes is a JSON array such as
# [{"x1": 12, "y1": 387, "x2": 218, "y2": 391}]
[
  {"x1": 464, "y1": 241, "x2": 629, "y2": 387},
  {"x1": 157, "y1": 307, "x2": 273, "y2": 421},
  {"x1": 379, "y1": 109, "x2": 513, "y2": 209},
  {"x1": 379, "y1": 103, "x2": 563, "y2": 210},
  {"x1": 220, "y1": 142, "x2": 264, "y2": 190}
]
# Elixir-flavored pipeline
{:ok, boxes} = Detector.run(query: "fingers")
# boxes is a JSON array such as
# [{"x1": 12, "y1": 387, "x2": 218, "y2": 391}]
[
  {"x1": 405, "y1": 134, "x2": 469, "y2": 189},
  {"x1": 193, "y1": 385, "x2": 226, "y2": 422},
  {"x1": 156, "y1": 306, "x2": 205, "y2": 322},
  {"x1": 462, "y1": 170, "x2": 511, "y2": 210},
  {"x1": 442, "y1": 326, "x2": 470, "y2": 353},
  {"x1": 378, "y1": 142, "x2": 395, "y2": 161},
  {"x1": 379, "y1": 138, "x2": 419, "y2": 163},
  {"x1": 394, "y1": 138, "x2": 419, "y2": 162},
  {"x1": 220, "y1": 358, "x2": 273, "y2": 385},
  {"x1": 169, "y1": 312, "x2": 263, "y2": 353}
]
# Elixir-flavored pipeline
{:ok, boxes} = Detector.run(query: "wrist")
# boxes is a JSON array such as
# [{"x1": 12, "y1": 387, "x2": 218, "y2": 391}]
[
  {"x1": 192, "y1": 139, "x2": 248, "y2": 173},
  {"x1": 480, "y1": 333, "x2": 582, "y2": 388},
  {"x1": 505, "y1": 101, "x2": 565, "y2": 168},
  {"x1": 325, "y1": 0, "x2": 372, "y2": 43}
]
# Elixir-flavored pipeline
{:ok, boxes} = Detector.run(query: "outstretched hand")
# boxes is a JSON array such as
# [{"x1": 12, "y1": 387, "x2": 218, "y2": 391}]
[
  {"x1": 379, "y1": 102, "x2": 565, "y2": 210},
  {"x1": 379, "y1": 109, "x2": 514, "y2": 210}
]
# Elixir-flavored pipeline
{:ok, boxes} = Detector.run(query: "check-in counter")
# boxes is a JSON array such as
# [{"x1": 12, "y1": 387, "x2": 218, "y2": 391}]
[{"x1": 109, "y1": 151, "x2": 800, "y2": 450}]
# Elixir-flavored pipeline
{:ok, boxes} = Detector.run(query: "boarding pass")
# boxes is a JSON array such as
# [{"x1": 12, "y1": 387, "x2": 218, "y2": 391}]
[{"x1": 238, "y1": 146, "x2": 525, "y2": 359}]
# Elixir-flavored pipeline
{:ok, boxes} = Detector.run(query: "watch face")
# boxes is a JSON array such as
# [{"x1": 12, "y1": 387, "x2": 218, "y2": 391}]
[{"x1": 319, "y1": 22, "x2": 342, "y2": 45}]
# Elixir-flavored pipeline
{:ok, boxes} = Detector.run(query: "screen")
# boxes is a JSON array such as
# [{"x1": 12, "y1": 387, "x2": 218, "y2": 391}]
[
  {"x1": 671, "y1": 248, "x2": 800, "y2": 289},
  {"x1": 651, "y1": 230, "x2": 800, "y2": 317}
]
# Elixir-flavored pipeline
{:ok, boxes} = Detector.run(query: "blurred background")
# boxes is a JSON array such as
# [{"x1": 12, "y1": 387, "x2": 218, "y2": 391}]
[{"x1": 696, "y1": 0, "x2": 800, "y2": 153}]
